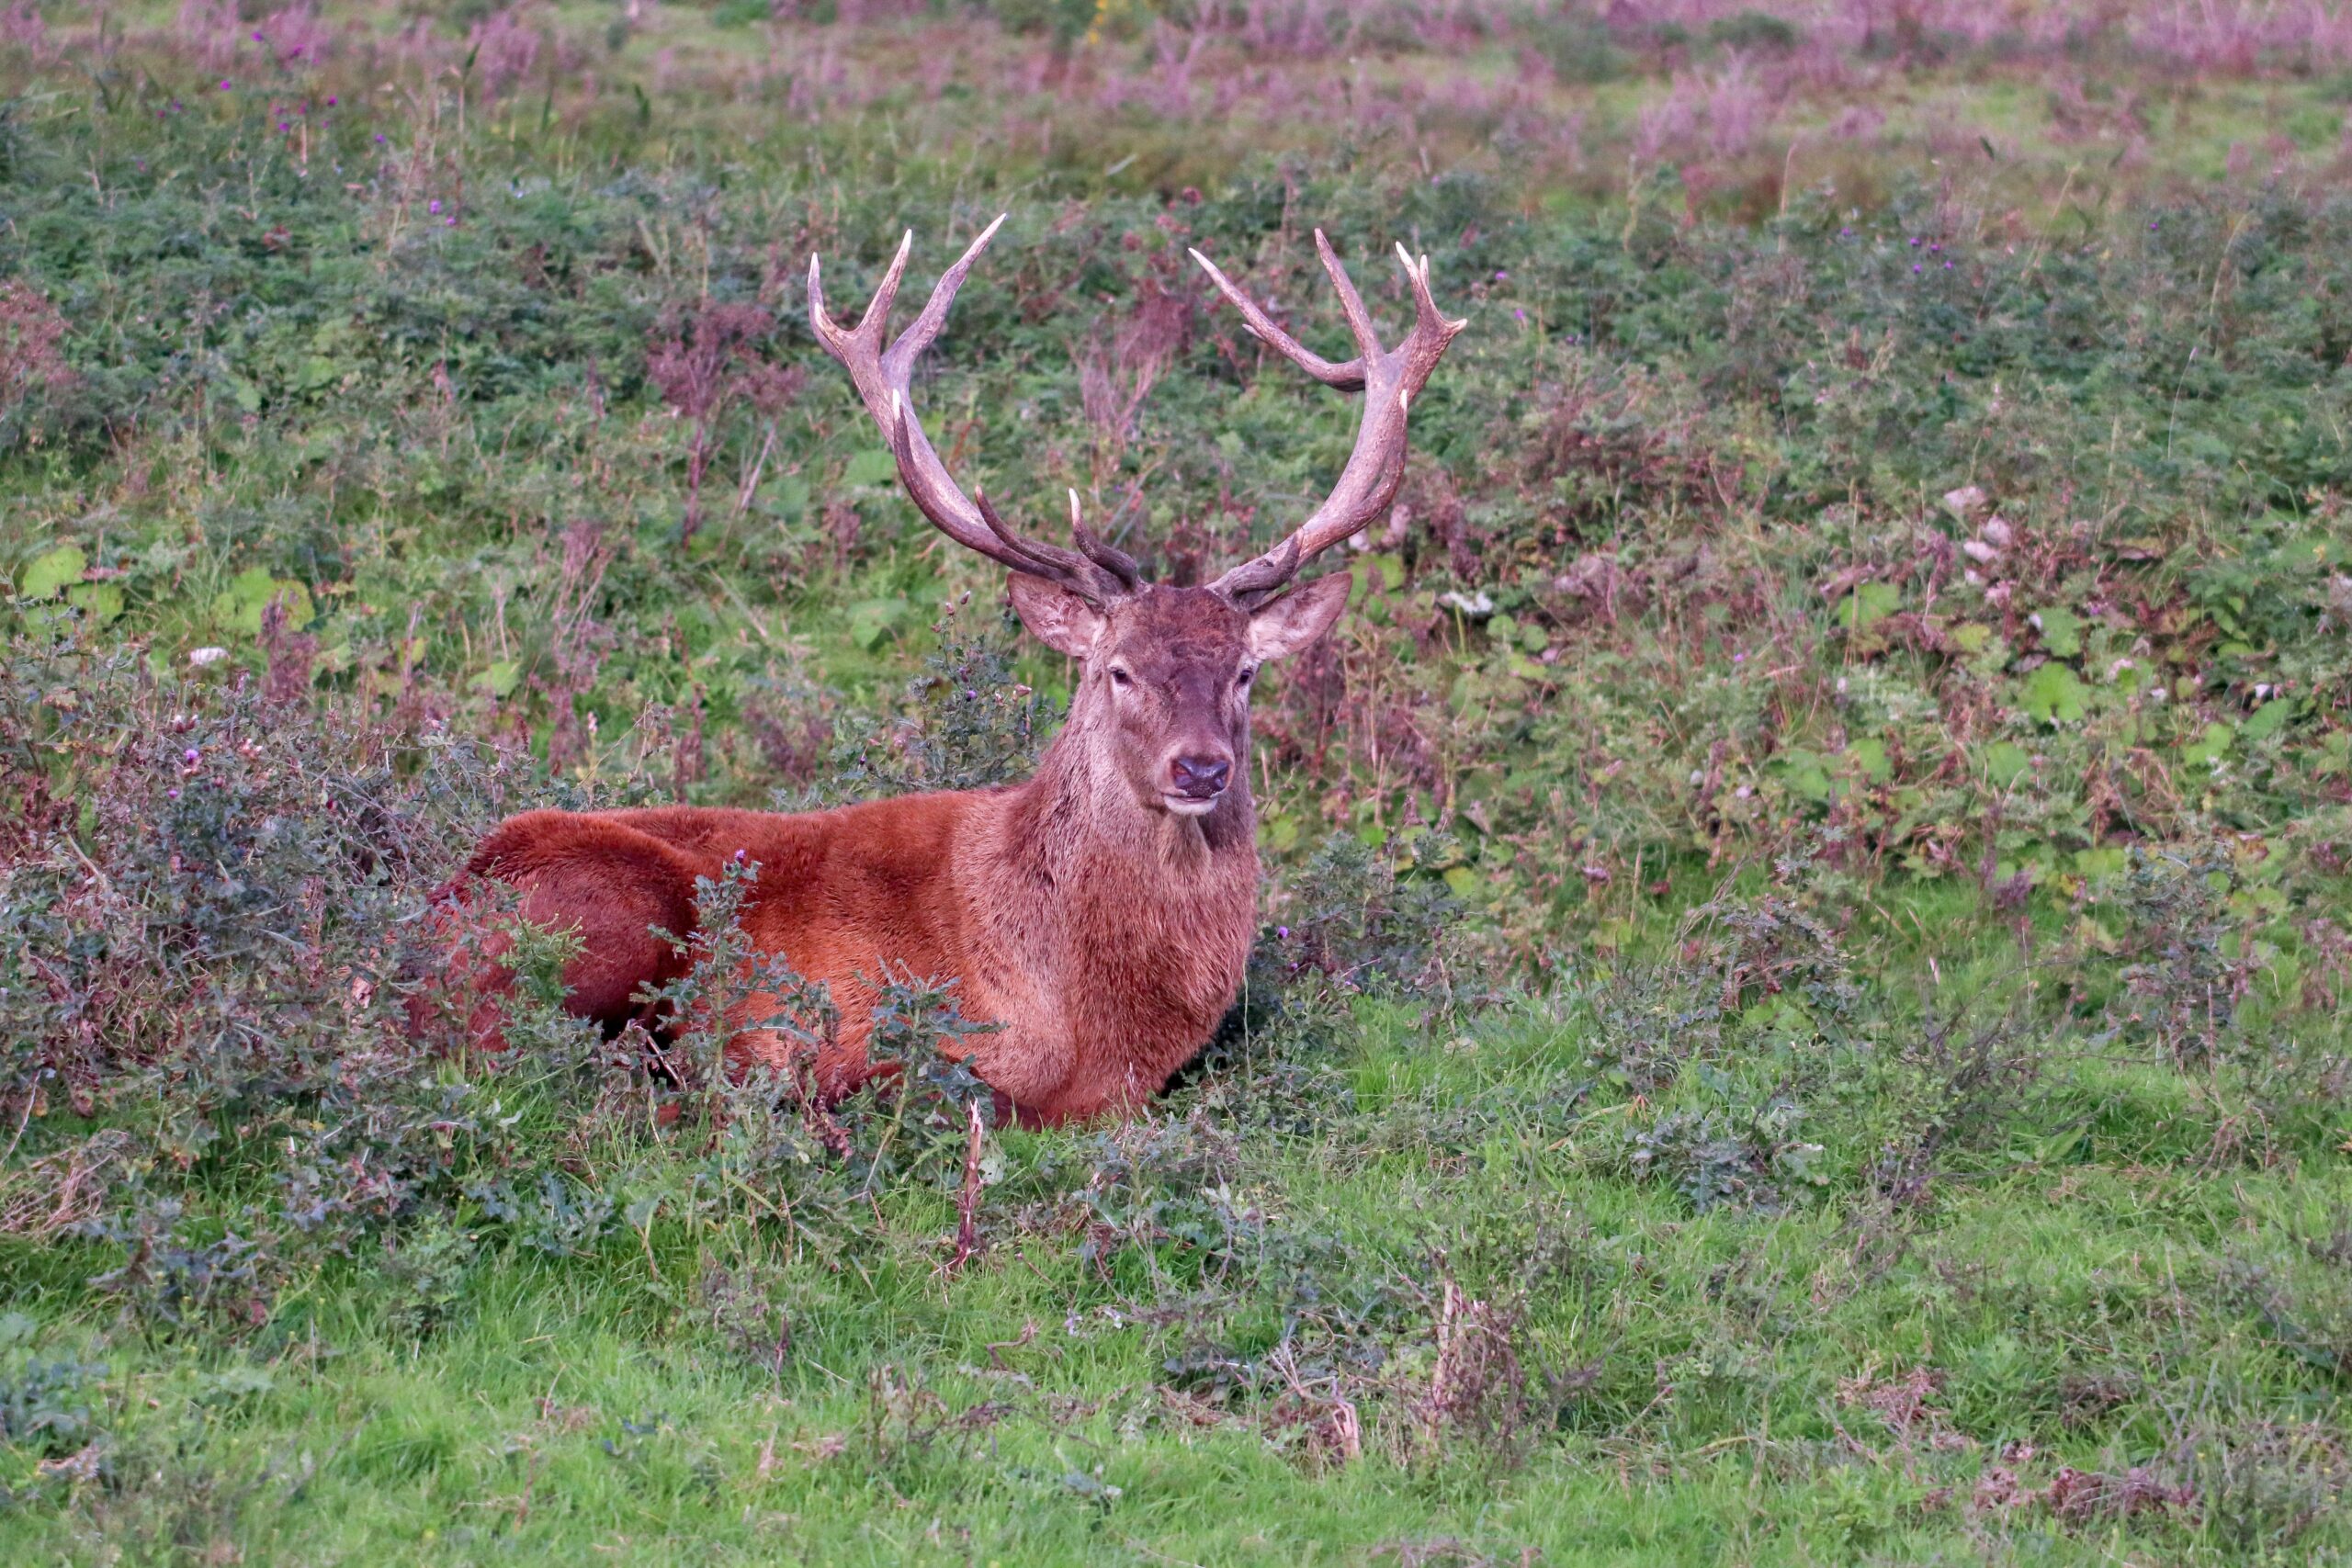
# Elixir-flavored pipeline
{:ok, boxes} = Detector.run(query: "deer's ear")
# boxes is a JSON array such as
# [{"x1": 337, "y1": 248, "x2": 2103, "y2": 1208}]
[
  {"x1": 1007, "y1": 572, "x2": 1105, "y2": 659},
  {"x1": 1246, "y1": 571, "x2": 1351, "y2": 661}
]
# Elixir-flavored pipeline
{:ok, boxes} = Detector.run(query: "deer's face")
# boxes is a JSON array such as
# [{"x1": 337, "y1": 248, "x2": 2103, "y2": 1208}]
[{"x1": 1009, "y1": 575, "x2": 1352, "y2": 818}]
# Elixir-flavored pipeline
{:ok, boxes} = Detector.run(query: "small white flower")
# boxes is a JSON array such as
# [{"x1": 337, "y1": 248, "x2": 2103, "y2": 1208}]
[
  {"x1": 187, "y1": 647, "x2": 229, "y2": 667},
  {"x1": 1437, "y1": 590, "x2": 1496, "y2": 618}
]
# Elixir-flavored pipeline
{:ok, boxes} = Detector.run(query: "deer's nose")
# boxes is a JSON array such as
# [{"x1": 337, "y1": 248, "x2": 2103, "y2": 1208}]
[{"x1": 1170, "y1": 755, "x2": 1231, "y2": 799}]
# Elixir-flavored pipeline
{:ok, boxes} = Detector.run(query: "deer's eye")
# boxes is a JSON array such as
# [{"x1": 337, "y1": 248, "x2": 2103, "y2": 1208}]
[
  {"x1": 1108, "y1": 667, "x2": 1134, "y2": 689},
  {"x1": 1235, "y1": 667, "x2": 1257, "y2": 692}
]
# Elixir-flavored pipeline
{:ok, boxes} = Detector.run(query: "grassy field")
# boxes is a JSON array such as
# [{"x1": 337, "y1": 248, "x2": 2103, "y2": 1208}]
[{"x1": 5, "y1": 2, "x2": 2352, "y2": 1562}]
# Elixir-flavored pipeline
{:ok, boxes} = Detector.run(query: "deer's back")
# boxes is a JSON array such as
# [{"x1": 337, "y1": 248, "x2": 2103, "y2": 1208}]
[
  {"x1": 463, "y1": 794, "x2": 985, "y2": 1078},
  {"x1": 585, "y1": 793, "x2": 983, "y2": 982}
]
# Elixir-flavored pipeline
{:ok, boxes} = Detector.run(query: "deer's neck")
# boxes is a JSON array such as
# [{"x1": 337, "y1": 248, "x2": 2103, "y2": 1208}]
[
  {"x1": 965, "y1": 714, "x2": 1260, "y2": 1038},
  {"x1": 1006, "y1": 719, "x2": 1261, "y2": 902}
]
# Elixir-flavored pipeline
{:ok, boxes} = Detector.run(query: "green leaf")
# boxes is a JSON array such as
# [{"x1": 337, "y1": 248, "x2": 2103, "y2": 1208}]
[
  {"x1": 1840, "y1": 736, "x2": 1892, "y2": 784},
  {"x1": 2018, "y1": 662, "x2": 2088, "y2": 725},
  {"x1": 20, "y1": 544, "x2": 85, "y2": 601},
  {"x1": 842, "y1": 448, "x2": 899, "y2": 488},
  {"x1": 2182, "y1": 719, "x2": 2234, "y2": 765},
  {"x1": 472, "y1": 660, "x2": 523, "y2": 698},
  {"x1": 2074, "y1": 846, "x2": 2127, "y2": 882},
  {"x1": 1442, "y1": 865, "x2": 1479, "y2": 899},
  {"x1": 1770, "y1": 746, "x2": 1833, "y2": 802},
  {"x1": 66, "y1": 582, "x2": 124, "y2": 625},
  {"x1": 769, "y1": 474, "x2": 810, "y2": 521},
  {"x1": 210, "y1": 568, "x2": 313, "y2": 636},
  {"x1": 846, "y1": 598, "x2": 908, "y2": 651},
  {"x1": 1983, "y1": 740, "x2": 2033, "y2": 788},
  {"x1": 1842, "y1": 581, "x2": 1899, "y2": 631},
  {"x1": 2029, "y1": 605, "x2": 2081, "y2": 657},
  {"x1": 2240, "y1": 699, "x2": 2294, "y2": 741}
]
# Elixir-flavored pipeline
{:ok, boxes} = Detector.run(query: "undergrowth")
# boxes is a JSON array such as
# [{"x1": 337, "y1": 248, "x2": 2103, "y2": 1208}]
[{"x1": 1, "y1": 5, "x2": 2349, "y2": 1563}]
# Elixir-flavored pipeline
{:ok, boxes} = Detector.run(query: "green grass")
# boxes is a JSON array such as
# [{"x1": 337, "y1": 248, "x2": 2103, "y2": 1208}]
[
  {"x1": 6, "y1": 999, "x2": 2344, "y2": 1566},
  {"x1": 5, "y1": 3, "x2": 2352, "y2": 1562}
]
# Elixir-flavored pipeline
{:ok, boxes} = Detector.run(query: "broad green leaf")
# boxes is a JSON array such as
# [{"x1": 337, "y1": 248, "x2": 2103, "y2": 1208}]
[
  {"x1": 66, "y1": 581, "x2": 123, "y2": 625},
  {"x1": 1842, "y1": 581, "x2": 1900, "y2": 631},
  {"x1": 211, "y1": 568, "x2": 314, "y2": 635},
  {"x1": 769, "y1": 474, "x2": 810, "y2": 521},
  {"x1": 20, "y1": 544, "x2": 85, "y2": 601},
  {"x1": 1442, "y1": 865, "x2": 1479, "y2": 899},
  {"x1": 2019, "y1": 662, "x2": 2088, "y2": 724},
  {"x1": 2182, "y1": 719, "x2": 2233, "y2": 765},
  {"x1": 842, "y1": 448, "x2": 899, "y2": 487},
  {"x1": 2030, "y1": 605, "x2": 2081, "y2": 657},
  {"x1": 2240, "y1": 699, "x2": 2294, "y2": 741},
  {"x1": 846, "y1": 598, "x2": 907, "y2": 651},
  {"x1": 1771, "y1": 747, "x2": 1833, "y2": 802},
  {"x1": 472, "y1": 660, "x2": 523, "y2": 698},
  {"x1": 1840, "y1": 736, "x2": 1892, "y2": 784},
  {"x1": 1983, "y1": 740, "x2": 2033, "y2": 787},
  {"x1": 2074, "y1": 846, "x2": 2127, "y2": 881}
]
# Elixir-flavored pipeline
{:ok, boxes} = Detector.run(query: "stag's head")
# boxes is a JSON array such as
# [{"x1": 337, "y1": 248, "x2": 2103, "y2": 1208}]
[{"x1": 809, "y1": 217, "x2": 1463, "y2": 818}]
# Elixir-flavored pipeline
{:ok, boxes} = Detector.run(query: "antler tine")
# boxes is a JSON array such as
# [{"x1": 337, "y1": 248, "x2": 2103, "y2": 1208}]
[
  {"x1": 1203, "y1": 235, "x2": 1468, "y2": 608},
  {"x1": 1312, "y1": 229, "x2": 1384, "y2": 364},
  {"x1": 1067, "y1": 490, "x2": 1144, "y2": 590},
  {"x1": 1187, "y1": 244, "x2": 1366, "y2": 390},
  {"x1": 814, "y1": 219, "x2": 1133, "y2": 605},
  {"x1": 881, "y1": 393, "x2": 1113, "y2": 607},
  {"x1": 1207, "y1": 537, "x2": 1299, "y2": 607},
  {"x1": 882, "y1": 214, "x2": 1006, "y2": 382},
  {"x1": 973, "y1": 484, "x2": 1092, "y2": 582},
  {"x1": 808, "y1": 229, "x2": 912, "y2": 356}
]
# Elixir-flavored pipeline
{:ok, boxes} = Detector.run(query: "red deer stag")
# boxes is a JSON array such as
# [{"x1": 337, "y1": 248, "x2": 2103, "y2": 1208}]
[{"x1": 438, "y1": 217, "x2": 1463, "y2": 1123}]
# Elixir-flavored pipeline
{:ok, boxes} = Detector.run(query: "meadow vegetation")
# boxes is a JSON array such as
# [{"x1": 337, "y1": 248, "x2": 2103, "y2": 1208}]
[{"x1": 4, "y1": 1, "x2": 2352, "y2": 1561}]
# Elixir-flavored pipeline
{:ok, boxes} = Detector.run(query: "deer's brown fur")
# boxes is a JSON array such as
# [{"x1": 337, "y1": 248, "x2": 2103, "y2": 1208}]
[{"x1": 426, "y1": 220, "x2": 1460, "y2": 1123}]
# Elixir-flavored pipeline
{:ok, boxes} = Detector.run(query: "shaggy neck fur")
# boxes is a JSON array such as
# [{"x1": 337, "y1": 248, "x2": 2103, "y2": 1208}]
[{"x1": 961, "y1": 671, "x2": 1260, "y2": 1110}]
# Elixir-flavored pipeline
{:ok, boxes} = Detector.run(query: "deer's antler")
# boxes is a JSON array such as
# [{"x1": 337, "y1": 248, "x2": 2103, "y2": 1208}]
[
  {"x1": 810, "y1": 219, "x2": 1140, "y2": 606},
  {"x1": 1191, "y1": 231, "x2": 1465, "y2": 608}
]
